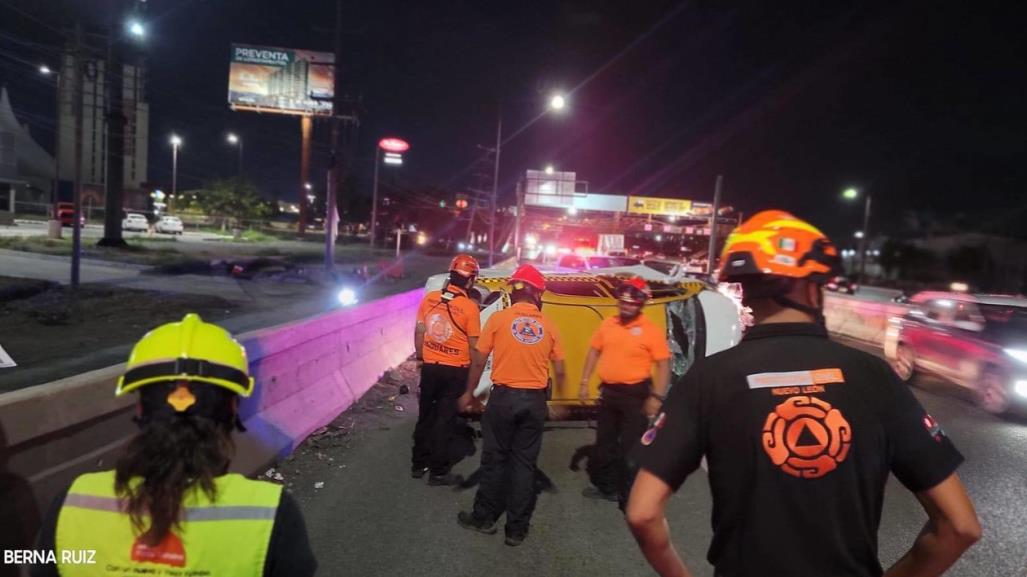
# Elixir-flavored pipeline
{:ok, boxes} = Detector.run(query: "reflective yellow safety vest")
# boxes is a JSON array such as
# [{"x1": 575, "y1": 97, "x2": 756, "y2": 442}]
[{"x1": 56, "y1": 470, "x2": 282, "y2": 576}]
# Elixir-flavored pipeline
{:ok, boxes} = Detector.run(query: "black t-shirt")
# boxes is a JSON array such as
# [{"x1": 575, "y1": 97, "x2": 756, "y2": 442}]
[
  {"x1": 30, "y1": 482, "x2": 316, "y2": 577},
  {"x1": 635, "y1": 323, "x2": 964, "y2": 577}
]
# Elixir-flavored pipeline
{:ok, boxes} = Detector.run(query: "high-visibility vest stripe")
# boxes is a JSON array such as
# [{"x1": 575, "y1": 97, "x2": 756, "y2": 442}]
[
  {"x1": 64, "y1": 493, "x2": 278, "y2": 521},
  {"x1": 56, "y1": 471, "x2": 281, "y2": 576}
]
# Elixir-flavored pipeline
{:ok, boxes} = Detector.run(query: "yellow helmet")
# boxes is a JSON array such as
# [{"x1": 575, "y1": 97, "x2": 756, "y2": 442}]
[{"x1": 115, "y1": 313, "x2": 254, "y2": 398}]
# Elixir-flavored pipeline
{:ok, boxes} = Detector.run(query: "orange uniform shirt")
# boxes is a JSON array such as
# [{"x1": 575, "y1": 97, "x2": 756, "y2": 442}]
[
  {"x1": 477, "y1": 302, "x2": 565, "y2": 390},
  {"x1": 590, "y1": 315, "x2": 671, "y2": 385},
  {"x1": 418, "y1": 286, "x2": 481, "y2": 367}
]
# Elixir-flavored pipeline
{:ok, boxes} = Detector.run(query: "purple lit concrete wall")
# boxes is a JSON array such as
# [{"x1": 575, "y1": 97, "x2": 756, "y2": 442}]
[
  {"x1": 0, "y1": 288, "x2": 423, "y2": 546},
  {"x1": 231, "y1": 288, "x2": 422, "y2": 472},
  {"x1": 824, "y1": 293, "x2": 909, "y2": 345}
]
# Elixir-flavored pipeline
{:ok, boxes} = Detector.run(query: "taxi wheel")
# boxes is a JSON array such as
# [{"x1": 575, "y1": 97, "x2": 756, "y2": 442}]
[
  {"x1": 975, "y1": 367, "x2": 1010, "y2": 415},
  {"x1": 892, "y1": 344, "x2": 916, "y2": 382}
]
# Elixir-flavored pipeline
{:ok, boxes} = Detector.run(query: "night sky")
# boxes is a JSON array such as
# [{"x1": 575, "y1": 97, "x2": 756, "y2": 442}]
[{"x1": 2, "y1": 0, "x2": 1024, "y2": 243}]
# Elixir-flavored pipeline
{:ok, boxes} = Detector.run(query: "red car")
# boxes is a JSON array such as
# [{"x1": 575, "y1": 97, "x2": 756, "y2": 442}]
[
  {"x1": 885, "y1": 291, "x2": 1027, "y2": 415},
  {"x1": 56, "y1": 202, "x2": 85, "y2": 227}
]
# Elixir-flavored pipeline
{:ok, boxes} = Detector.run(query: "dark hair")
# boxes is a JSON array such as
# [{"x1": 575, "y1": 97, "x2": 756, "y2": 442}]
[
  {"x1": 510, "y1": 285, "x2": 541, "y2": 306},
  {"x1": 114, "y1": 391, "x2": 235, "y2": 545},
  {"x1": 450, "y1": 271, "x2": 476, "y2": 290}
]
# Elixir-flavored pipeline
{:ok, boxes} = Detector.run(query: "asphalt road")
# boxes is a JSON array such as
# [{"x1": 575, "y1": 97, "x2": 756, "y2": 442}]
[{"x1": 291, "y1": 355, "x2": 1027, "y2": 577}]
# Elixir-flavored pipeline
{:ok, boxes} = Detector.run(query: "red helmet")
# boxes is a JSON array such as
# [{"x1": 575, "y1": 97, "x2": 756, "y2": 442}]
[
  {"x1": 449, "y1": 254, "x2": 480, "y2": 278},
  {"x1": 509, "y1": 264, "x2": 546, "y2": 292},
  {"x1": 615, "y1": 276, "x2": 651, "y2": 304}
]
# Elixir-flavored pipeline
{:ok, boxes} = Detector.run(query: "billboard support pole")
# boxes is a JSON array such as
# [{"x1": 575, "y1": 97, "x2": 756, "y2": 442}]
[
  {"x1": 706, "y1": 174, "x2": 723, "y2": 276},
  {"x1": 299, "y1": 115, "x2": 312, "y2": 236}
]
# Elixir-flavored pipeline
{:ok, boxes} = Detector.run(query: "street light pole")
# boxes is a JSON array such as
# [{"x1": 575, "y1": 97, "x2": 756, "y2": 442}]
[
  {"x1": 489, "y1": 109, "x2": 502, "y2": 267},
  {"x1": 858, "y1": 194, "x2": 872, "y2": 284},
  {"x1": 370, "y1": 146, "x2": 381, "y2": 248},
  {"x1": 842, "y1": 188, "x2": 871, "y2": 285},
  {"x1": 40, "y1": 65, "x2": 62, "y2": 239},
  {"x1": 170, "y1": 135, "x2": 181, "y2": 212}
]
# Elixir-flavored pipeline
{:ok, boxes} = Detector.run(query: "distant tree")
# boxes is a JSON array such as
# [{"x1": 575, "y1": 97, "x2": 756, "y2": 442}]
[
  {"x1": 195, "y1": 177, "x2": 262, "y2": 229},
  {"x1": 945, "y1": 245, "x2": 995, "y2": 290},
  {"x1": 879, "y1": 239, "x2": 939, "y2": 283}
]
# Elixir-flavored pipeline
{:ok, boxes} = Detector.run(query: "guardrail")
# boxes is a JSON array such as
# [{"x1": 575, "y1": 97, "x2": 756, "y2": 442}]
[{"x1": 0, "y1": 288, "x2": 422, "y2": 551}]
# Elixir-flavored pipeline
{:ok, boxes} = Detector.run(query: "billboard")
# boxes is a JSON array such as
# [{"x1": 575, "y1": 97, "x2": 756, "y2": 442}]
[
  {"x1": 626, "y1": 196, "x2": 693, "y2": 217},
  {"x1": 228, "y1": 44, "x2": 334, "y2": 116}
]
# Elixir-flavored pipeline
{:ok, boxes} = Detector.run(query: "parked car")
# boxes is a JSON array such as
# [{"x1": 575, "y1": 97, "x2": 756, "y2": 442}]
[
  {"x1": 553, "y1": 254, "x2": 641, "y2": 272},
  {"x1": 155, "y1": 215, "x2": 184, "y2": 235},
  {"x1": 122, "y1": 213, "x2": 149, "y2": 232},
  {"x1": 56, "y1": 202, "x2": 84, "y2": 227},
  {"x1": 825, "y1": 275, "x2": 859, "y2": 294},
  {"x1": 424, "y1": 270, "x2": 743, "y2": 416},
  {"x1": 884, "y1": 291, "x2": 1027, "y2": 415}
]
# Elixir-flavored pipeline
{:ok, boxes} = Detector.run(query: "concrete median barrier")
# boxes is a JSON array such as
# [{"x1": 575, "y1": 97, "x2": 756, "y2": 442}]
[
  {"x1": 824, "y1": 292, "x2": 910, "y2": 347},
  {"x1": 0, "y1": 288, "x2": 422, "y2": 547}
]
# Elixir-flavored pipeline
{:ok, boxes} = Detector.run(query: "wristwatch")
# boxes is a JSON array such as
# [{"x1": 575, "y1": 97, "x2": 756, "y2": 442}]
[{"x1": 650, "y1": 392, "x2": 667, "y2": 402}]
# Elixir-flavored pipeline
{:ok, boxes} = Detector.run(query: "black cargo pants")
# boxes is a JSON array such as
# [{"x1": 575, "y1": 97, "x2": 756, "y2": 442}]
[
  {"x1": 592, "y1": 380, "x2": 651, "y2": 509},
  {"x1": 412, "y1": 363, "x2": 469, "y2": 476},
  {"x1": 471, "y1": 385, "x2": 547, "y2": 537}
]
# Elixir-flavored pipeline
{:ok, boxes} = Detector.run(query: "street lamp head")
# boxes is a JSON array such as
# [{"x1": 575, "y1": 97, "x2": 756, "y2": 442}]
[
  {"x1": 544, "y1": 165, "x2": 554, "y2": 175},
  {"x1": 854, "y1": 230, "x2": 865, "y2": 239},
  {"x1": 226, "y1": 133, "x2": 239, "y2": 144},
  {"x1": 304, "y1": 182, "x2": 312, "y2": 191},
  {"x1": 39, "y1": 65, "x2": 52, "y2": 76},
  {"x1": 843, "y1": 188, "x2": 859, "y2": 200},
  {"x1": 549, "y1": 94, "x2": 567, "y2": 111},
  {"x1": 170, "y1": 134, "x2": 182, "y2": 147},
  {"x1": 127, "y1": 20, "x2": 145, "y2": 38}
]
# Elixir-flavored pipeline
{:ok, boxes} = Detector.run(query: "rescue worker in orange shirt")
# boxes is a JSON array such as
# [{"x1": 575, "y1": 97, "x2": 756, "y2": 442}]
[
  {"x1": 578, "y1": 276, "x2": 671, "y2": 509},
  {"x1": 412, "y1": 254, "x2": 482, "y2": 485},
  {"x1": 456, "y1": 264, "x2": 565, "y2": 547}
]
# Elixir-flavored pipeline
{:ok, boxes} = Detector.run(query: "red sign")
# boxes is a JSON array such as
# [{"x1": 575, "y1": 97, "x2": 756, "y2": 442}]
[{"x1": 378, "y1": 138, "x2": 410, "y2": 153}]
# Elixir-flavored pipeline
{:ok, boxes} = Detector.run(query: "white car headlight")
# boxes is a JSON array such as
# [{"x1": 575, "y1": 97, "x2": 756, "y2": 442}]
[
  {"x1": 1003, "y1": 348, "x2": 1027, "y2": 364},
  {"x1": 1015, "y1": 380, "x2": 1027, "y2": 398},
  {"x1": 337, "y1": 287, "x2": 358, "y2": 307}
]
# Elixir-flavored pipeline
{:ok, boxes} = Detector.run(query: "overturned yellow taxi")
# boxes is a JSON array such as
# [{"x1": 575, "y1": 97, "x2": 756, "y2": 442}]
[{"x1": 425, "y1": 271, "x2": 743, "y2": 414}]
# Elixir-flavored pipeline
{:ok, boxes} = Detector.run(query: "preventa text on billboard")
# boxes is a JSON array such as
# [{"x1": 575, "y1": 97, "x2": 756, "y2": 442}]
[{"x1": 228, "y1": 43, "x2": 334, "y2": 116}]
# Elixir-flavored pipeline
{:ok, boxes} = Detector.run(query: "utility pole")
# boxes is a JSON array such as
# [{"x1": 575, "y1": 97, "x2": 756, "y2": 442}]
[
  {"x1": 71, "y1": 24, "x2": 85, "y2": 290},
  {"x1": 324, "y1": 0, "x2": 344, "y2": 273},
  {"x1": 513, "y1": 179, "x2": 524, "y2": 261},
  {"x1": 99, "y1": 0, "x2": 127, "y2": 247},
  {"x1": 488, "y1": 109, "x2": 502, "y2": 267},
  {"x1": 706, "y1": 174, "x2": 723, "y2": 276}
]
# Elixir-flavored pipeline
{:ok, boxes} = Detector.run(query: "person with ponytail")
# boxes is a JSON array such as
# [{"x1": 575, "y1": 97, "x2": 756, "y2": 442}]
[{"x1": 31, "y1": 314, "x2": 316, "y2": 576}]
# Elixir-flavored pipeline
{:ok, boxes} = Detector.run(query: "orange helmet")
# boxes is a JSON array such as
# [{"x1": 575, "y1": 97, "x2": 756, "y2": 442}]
[
  {"x1": 449, "y1": 254, "x2": 479, "y2": 278},
  {"x1": 509, "y1": 264, "x2": 546, "y2": 292},
  {"x1": 615, "y1": 276, "x2": 651, "y2": 304},
  {"x1": 718, "y1": 210, "x2": 840, "y2": 283}
]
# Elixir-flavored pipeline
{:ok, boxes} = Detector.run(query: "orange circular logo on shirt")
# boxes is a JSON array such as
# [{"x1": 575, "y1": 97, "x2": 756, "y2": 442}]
[
  {"x1": 762, "y1": 395, "x2": 852, "y2": 479},
  {"x1": 510, "y1": 317, "x2": 544, "y2": 345},
  {"x1": 427, "y1": 313, "x2": 454, "y2": 343}
]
